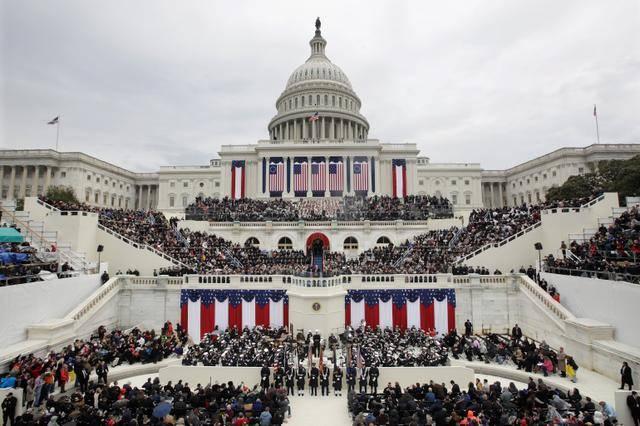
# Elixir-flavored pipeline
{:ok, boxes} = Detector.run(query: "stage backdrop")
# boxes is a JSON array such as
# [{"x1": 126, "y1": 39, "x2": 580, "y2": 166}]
[
  {"x1": 345, "y1": 289, "x2": 456, "y2": 336},
  {"x1": 180, "y1": 289, "x2": 288, "y2": 343}
]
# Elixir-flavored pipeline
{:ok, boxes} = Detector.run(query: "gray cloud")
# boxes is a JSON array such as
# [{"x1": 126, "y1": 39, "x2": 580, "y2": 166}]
[{"x1": 1, "y1": 0, "x2": 639, "y2": 172}]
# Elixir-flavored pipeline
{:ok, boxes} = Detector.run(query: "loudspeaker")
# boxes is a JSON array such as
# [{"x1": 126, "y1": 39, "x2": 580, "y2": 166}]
[
  {"x1": 534, "y1": 242, "x2": 543, "y2": 250},
  {"x1": 97, "y1": 245, "x2": 104, "y2": 252}
]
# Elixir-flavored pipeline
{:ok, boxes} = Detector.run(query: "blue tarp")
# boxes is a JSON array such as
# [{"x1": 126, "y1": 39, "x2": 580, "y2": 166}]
[{"x1": 0, "y1": 252, "x2": 29, "y2": 265}]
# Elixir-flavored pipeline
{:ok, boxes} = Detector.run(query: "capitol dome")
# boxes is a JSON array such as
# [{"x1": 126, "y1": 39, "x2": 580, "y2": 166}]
[{"x1": 267, "y1": 19, "x2": 369, "y2": 142}]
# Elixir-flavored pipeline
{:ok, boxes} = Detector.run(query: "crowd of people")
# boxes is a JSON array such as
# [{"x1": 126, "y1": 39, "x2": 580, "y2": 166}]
[
  {"x1": 184, "y1": 195, "x2": 453, "y2": 222},
  {"x1": 544, "y1": 205, "x2": 640, "y2": 283},
  {"x1": 348, "y1": 378, "x2": 617, "y2": 425},
  {"x1": 0, "y1": 237, "x2": 59, "y2": 286},
  {"x1": 41, "y1": 194, "x2": 636, "y2": 280}
]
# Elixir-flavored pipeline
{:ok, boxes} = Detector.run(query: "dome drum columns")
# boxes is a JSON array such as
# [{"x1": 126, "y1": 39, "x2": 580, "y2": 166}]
[{"x1": 270, "y1": 117, "x2": 368, "y2": 142}]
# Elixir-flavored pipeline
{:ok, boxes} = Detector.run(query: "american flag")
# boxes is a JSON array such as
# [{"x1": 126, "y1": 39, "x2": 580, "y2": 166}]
[
  {"x1": 329, "y1": 161, "x2": 344, "y2": 192},
  {"x1": 353, "y1": 161, "x2": 369, "y2": 192},
  {"x1": 311, "y1": 161, "x2": 326, "y2": 192},
  {"x1": 308, "y1": 111, "x2": 319, "y2": 122},
  {"x1": 269, "y1": 162, "x2": 285, "y2": 193},
  {"x1": 293, "y1": 161, "x2": 308, "y2": 193}
]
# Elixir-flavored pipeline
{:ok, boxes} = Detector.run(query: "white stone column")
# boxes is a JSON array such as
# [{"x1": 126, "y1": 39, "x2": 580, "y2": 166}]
[
  {"x1": 0, "y1": 167, "x2": 3, "y2": 199},
  {"x1": 32, "y1": 166, "x2": 40, "y2": 196},
  {"x1": 498, "y1": 183, "x2": 503, "y2": 207},
  {"x1": 489, "y1": 183, "x2": 494, "y2": 208},
  {"x1": 43, "y1": 166, "x2": 51, "y2": 194},
  {"x1": 324, "y1": 157, "x2": 329, "y2": 197},
  {"x1": 303, "y1": 119, "x2": 307, "y2": 139},
  {"x1": 8, "y1": 167, "x2": 16, "y2": 200},
  {"x1": 330, "y1": 118, "x2": 335, "y2": 140},
  {"x1": 137, "y1": 185, "x2": 142, "y2": 209},
  {"x1": 19, "y1": 166, "x2": 27, "y2": 198},
  {"x1": 147, "y1": 185, "x2": 152, "y2": 210}
]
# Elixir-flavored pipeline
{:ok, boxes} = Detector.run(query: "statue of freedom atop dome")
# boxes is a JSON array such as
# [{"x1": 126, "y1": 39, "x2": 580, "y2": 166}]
[{"x1": 315, "y1": 17, "x2": 321, "y2": 31}]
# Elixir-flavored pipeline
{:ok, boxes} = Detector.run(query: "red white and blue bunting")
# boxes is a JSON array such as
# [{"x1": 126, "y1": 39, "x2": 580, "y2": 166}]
[
  {"x1": 345, "y1": 289, "x2": 456, "y2": 336},
  {"x1": 180, "y1": 289, "x2": 289, "y2": 343}
]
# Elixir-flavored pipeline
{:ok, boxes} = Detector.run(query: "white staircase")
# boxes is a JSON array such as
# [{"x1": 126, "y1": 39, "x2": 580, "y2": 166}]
[{"x1": 0, "y1": 200, "x2": 94, "y2": 273}]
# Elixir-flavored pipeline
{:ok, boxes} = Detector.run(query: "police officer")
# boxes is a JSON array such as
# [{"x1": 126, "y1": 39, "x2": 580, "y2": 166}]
[
  {"x1": 369, "y1": 363, "x2": 380, "y2": 395},
  {"x1": 359, "y1": 365, "x2": 368, "y2": 393},
  {"x1": 346, "y1": 364, "x2": 356, "y2": 393},
  {"x1": 333, "y1": 366, "x2": 343, "y2": 396},
  {"x1": 260, "y1": 364, "x2": 271, "y2": 390},
  {"x1": 285, "y1": 365, "x2": 295, "y2": 396},
  {"x1": 320, "y1": 367, "x2": 330, "y2": 396},
  {"x1": 296, "y1": 364, "x2": 306, "y2": 396},
  {"x1": 309, "y1": 363, "x2": 319, "y2": 396}
]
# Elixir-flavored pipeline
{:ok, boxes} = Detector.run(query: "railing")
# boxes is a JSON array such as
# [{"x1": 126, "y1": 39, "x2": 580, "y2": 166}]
[
  {"x1": 67, "y1": 276, "x2": 124, "y2": 322},
  {"x1": 0, "y1": 204, "x2": 57, "y2": 251},
  {"x1": 36, "y1": 197, "x2": 60, "y2": 212},
  {"x1": 544, "y1": 266, "x2": 640, "y2": 284},
  {"x1": 97, "y1": 223, "x2": 190, "y2": 268},
  {"x1": 517, "y1": 274, "x2": 575, "y2": 323}
]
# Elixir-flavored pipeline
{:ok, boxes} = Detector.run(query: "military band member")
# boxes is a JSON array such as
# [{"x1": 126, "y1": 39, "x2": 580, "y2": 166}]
[
  {"x1": 285, "y1": 365, "x2": 295, "y2": 396},
  {"x1": 369, "y1": 364, "x2": 380, "y2": 395},
  {"x1": 333, "y1": 366, "x2": 343, "y2": 396},
  {"x1": 346, "y1": 364, "x2": 356, "y2": 393},
  {"x1": 309, "y1": 363, "x2": 319, "y2": 396},
  {"x1": 260, "y1": 364, "x2": 271, "y2": 390},
  {"x1": 296, "y1": 365, "x2": 306, "y2": 396},
  {"x1": 359, "y1": 365, "x2": 369, "y2": 393},
  {"x1": 320, "y1": 367, "x2": 330, "y2": 396}
]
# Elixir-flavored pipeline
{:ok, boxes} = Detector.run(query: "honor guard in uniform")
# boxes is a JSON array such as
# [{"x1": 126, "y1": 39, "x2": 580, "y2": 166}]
[
  {"x1": 260, "y1": 364, "x2": 271, "y2": 390},
  {"x1": 285, "y1": 365, "x2": 295, "y2": 396},
  {"x1": 369, "y1": 363, "x2": 380, "y2": 395},
  {"x1": 309, "y1": 363, "x2": 319, "y2": 396},
  {"x1": 296, "y1": 364, "x2": 306, "y2": 396},
  {"x1": 320, "y1": 367, "x2": 330, "y2": 396},
  {"x1": 312, "y1": 330, "x2": 321, "y2": 357},
  {"x1": 359, "y1": 366, "x2": 369, "y2": 393},
  {"x1": 274, "y1": 365, "x2": 284, "y2": 388},
  {"x1": 333, "y1": 366, "x2": 343, "y2": 396},
  {"x1": 346, "y1": 364, "x2": 356, "y2": 393}
]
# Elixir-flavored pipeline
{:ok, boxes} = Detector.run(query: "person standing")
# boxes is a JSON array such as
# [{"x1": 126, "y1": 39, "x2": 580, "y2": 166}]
[
  {"x1": 333, "y1": 366, "x2": 343, "y2": 396},
  {"x1": 369, "y1": 364, "x2": 380, "y2": 395},
  {"x1": 627, "y1": 391, "x2": 640, "y2": 426},
  {"x1": 557, "y1": 347, "x2": 567, "y2": 378},
  {"x1": 359, "y1": 366, "x2": 368, "y2": 394},
  {"x1": 320, "y1": 367, "x2": 329, "y2": 396},
  {"x1": 285, "y1": 366, "x2": 295, "y2": 396},
  {"x1": 296, "y1": 365, "x2": 306, "y2": 396},
  {"x1": 464, "y1": 320, "x2": 473, "y2": 337},
  {"x1": 96, "y1": 361, "x2": 109, "y2": 385},
  {"x1": 309, "y1": 364, "x2": 319, "y2": 396},
  {"x1": 621, "y1": 362, "x2": 634, "y2": 390},
  {"x1": 560, "y1": 241, "x2": 567, "y2": 259},
  {"x1": 1, "y1": 392, "x2": 17, "y2": 426},
  {"x1": 260, "y1": 364, "x2": 271, "y2": 391},
  {"x1": 346, "y1": 364, "x2": 356, "y2": 393}
]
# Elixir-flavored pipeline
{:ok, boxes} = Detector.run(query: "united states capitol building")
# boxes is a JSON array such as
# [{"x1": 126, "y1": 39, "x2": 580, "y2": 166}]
[{"x1": 1, "y1": 23, "x2": 638, "y2": 214}]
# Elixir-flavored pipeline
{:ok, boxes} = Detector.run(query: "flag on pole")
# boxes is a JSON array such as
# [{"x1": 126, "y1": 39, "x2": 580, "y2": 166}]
[
  {"x1": 48, "y1": 116, "x2": 59, "y2": 125},
  {"x1": 593, "y1": 104, "x2": 597, "y2": 117},
  {"x1": 308, "y1": 112, "x2": 320, "y2": 122}
]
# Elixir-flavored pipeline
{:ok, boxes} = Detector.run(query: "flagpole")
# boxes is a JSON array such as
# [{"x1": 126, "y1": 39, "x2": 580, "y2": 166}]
[
  {"x1": 594, "y1": 104, "x2": 600, "y2": 144},
  {"x1": 56, "y1": 115, "x2": 60, "y2": 151}
]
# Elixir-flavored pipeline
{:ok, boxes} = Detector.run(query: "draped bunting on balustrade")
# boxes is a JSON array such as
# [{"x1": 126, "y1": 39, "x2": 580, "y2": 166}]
[
  {"x1": 345, "y1": 289, "x2": 456, "y2": 336},
  {"x1": 180, "y1": 290, "x2": 289, "y2": 343}
]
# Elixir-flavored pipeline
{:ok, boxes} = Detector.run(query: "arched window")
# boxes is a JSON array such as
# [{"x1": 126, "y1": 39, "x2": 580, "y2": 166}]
[
  {"x1": 316, "y1": 95, "x2": 320, "y2": 105},
  {"x1": 324, "y1": 94, "x2": 328, "y2": 105},
  {"x1": 246, "y1": 237, "x2": 260, "y2": 248},
  {"x1": 278, "y1": 237, "x2": 293, "y2": 250},
  {"x1": 343, "y1": 237, "x2": 358, "y2": 250},
  {"x1": 376, "y1": 236, "x2": 392, "y2": 247}
]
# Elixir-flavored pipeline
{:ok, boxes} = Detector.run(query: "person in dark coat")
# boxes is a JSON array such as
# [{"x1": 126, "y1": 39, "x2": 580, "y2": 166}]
[
  {"x1": 2, "y1": 393, "x2": 17, "y2": 426},
  {"x1": 359, "y1": 366, "x2": 368, "y2": 394},
  {"x1": 260, "y1": 364, "x2": 271, "y2": 390},
  {"x1": 296, "y1": 365, "x2": 306, "y2": 396},
  {"x1": 627, "y1": 391, "x2": 640, "y2": 426},
  {"x1": 320, "y1": 367, "x2": 330, "y2": 396},
  {"x1": 464, "y1": 319, "x2": 473, "y2": 337},
  {"x1": 369, "y1": 364, "x2": 380, "y2": 395},
  {"x1": 285, "y1": 366, "x2": 295, "y2": 396},
  {"x1": 511, "y1": 324, "x2": 523, "y2": 341},
  {"x1": 96, "y1": 361, "x2": 109, "y2": 385},
  {"x1": 274, "y1": 365, "x2": 284, "y2": 388},
  {"x1": 333, "y1": 366, "x2": 343, "y2": 396},
  {"x1": 621, "y1": 362, "x2": 634, "y2": 390},
  {"x1": 309, "y1": 364, "x2": 319, "y2": 396},
  {"x1": 346, "y1": 364, "x2": 356, "y2": 393}
]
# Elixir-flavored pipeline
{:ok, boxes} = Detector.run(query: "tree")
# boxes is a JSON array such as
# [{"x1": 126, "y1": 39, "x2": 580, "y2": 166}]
[{"x1": 45, "y1": 185, "x2": 79, "y2": 204}]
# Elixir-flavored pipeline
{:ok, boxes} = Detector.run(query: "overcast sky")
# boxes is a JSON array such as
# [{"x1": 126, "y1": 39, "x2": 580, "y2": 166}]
[{"x1": 1, "y1": 1, "x2": 639, "y2": 172}]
